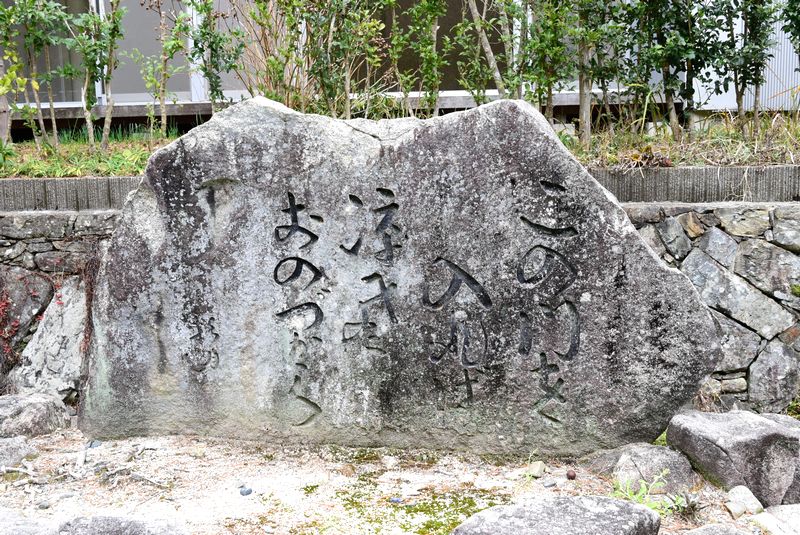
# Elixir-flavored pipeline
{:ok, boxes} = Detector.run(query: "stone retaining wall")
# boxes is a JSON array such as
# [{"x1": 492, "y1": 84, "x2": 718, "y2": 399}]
[
  {"x1": 0, "y1": 211, "x2": 118, "y2": 274},
  {"x1": 0, "y1": 204, "x2": 798, "y2": 411},
  {"x1": 626, "y1": 202, "x2": 800, "y2": 412},
  {"x1": 0, "y1": 211, "x2": 118, "y2": 393}
]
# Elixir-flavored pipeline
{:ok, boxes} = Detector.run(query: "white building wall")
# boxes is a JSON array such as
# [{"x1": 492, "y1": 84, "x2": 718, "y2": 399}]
[{"x1": 699, "y1": 18, "x2": 800, "y2": 112}]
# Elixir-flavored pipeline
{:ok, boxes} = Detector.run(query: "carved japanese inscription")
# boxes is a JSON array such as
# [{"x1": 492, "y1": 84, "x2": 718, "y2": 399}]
[{"x1": 82, "y1": 98, "x2": 720, "y2": 456}]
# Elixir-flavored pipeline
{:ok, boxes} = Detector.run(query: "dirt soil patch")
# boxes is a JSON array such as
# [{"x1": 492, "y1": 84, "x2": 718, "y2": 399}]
[{"x1": 0, "y1": 429, "x2": 762, "y2": 534}]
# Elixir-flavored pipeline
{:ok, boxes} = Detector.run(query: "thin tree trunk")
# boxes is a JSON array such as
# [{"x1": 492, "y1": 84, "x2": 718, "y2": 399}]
[
  {"x1": 753, "y1": 83, "x2": 761, "y2": 138},
  {"x1": 44, "y1": 48, "x2": 59, "y2": 148},
  {"x1": 82, "y1": 72, "x2": 95, "y2": 150},
  {"x1": 545, "y1": 86, "x2": 554, "y2": 125},
  {"x1": 666, "y1": 90, "x2": 681, "y2": 140},
  {"x1": 431, "y1": 16, "x2": 440, "y2": 116},
  {"x1": 466, "y1": 0, "x2": 507, "y2": 98},
  {"x1": 516, "y1": 2, "x2": 529, "y2": 99},
  {"x1": 23, "y1": 87, "x2": 42, "y2": 150},
  {"x1": 101, "y1": 75, "x2": 115, "y2": 150},
  {"x1": 601, "y1": 82, "x2": 614, "y2": 136},
  {"x1": 147, "y1": 104, "x2": 154, "y2": 152},
  {"x1": 343, "y1": 64, "x2": 351, "y2": 120},
  {"x1": 28, "y1": 61, "x2": 48, "y2": 142},
  {"x1": 736, "y1": 85, "x2": 746, "y2": 136},
  {"x1": 390, "y1": 6, "x2": 413, "y2": 117},
  {"x1": 578, "y1": 42, "x2": 592, "y2": 149},
  {"x1": 663, "y1": 66, "x2": 681, "y2": 140},
  {"x1": 498, "y1": 6, "x2": 513, "y2": 71},
  {"x1": 101, "y1": 0, "x2": 121, "y2": 151},
  {"x1": 684, "y1": 42, "x2": 696, "y2": 141},
  {"x1": 0, "y1": 60, "x2": 8, "y2": 145},
  {"x1": 159, "y1": 12, "x2": 168, "y2": 137}
]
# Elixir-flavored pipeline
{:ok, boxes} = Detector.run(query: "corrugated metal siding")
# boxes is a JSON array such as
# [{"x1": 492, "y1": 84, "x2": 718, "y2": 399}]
[{"x1": 744, "y1": 20, "x2": 800, "y2": 112}]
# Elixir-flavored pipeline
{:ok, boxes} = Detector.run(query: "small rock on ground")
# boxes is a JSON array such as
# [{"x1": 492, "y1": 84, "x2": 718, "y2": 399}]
[
  {"x1": 727, "y1": 485, "x2": 764, "y2": 515},
  {"x1": 583, "y1": 442, "x2": 699, "y2": 495},
  {"x1": 0, "y1": 436, "x2": 35, "y2": 467},
  {"x1": 0, "y1": 394, "x2": 65, "y2": 438},
  {"x1": 0, "y1": 507, "x2": 57, "y2": 535},
  {"x1": 749, "y1": 511, "x2": 798, "y2": 535},
  {"x1": 667, "y1": 410, "x2": 799, "y2": 506},
  {"x1": 58, "y1": 516, "x2": 189, "y2": 535},
  {"x1": 683, "y1": 525, "x2": 752, "y2": 535},
  {"x1": 765, "y1": 505, "x2": 800, "y2": 534},
  {"x1": 452, "y1": 495, "x2": 660, "y2": 535}
]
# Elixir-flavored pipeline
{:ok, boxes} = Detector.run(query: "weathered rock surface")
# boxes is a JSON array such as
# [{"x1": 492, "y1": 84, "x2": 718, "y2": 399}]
[
  {"x1": 760, "y1": 414, "x2": 800, "y2": 504},
  {"x1": 583, "y1": 443, "x2": 699, "y2": 494},
  {"x1": 0, "y1": 507, "x2": 57, "y2": 535},
  {"x1": 58, "y1": 516, "x2": 189, "y2": 535},
  {"x1": 712, "y1": 310, "x2": 762, "y2": 372},
  {"x1": 684, "y1": 526, "x2": 751, "y2": 535},
  {"x1": 0, "y1": 435, "x2": 35, "y2": 467},
  {"x1": 748, "y1": 341, "x2": 800, "y2": 413},
  {"x1": 681, "y1": 249, "x2": 795, "y2": 339},
  {"x1": 0, "y1": 510, "x2": 188, "y2": 535},
  {"x1": 716, "y1": 207, "x2": 771, "y2": 237},
  {"x1": 0, "y1": 393, "x2": 65, "y2": 437},
  {"x1": 452, "y1": 495, "x2": 660, "y2": 535},
  {"x1": 667, "y1": 411, "x2": 799, "y2": 506},
  {"x1": 772, "y1": 206, "x2": 800, "y2": 253},
  {"x1": 656, "y1": 217, "x2": 692, "y2": 259},
  {"x1": 33, "y1": 250, "x2": 87, "y2": 273},
  {"x1": 765, "y1": 505, "x2": 800, "y2": 534},
  {"x1": 81, "y1": 98, "x2": 720, "y2": 455},
  {"x1": 735, "y1": 239, "x2": 800, "y2": 309},
  {"x1": 678, "y1": 211, "x2": 705, "y2": 238},
  {"x1": 750, "y1": 510, "x2": 799, "y2": 535},
  {"x1": 0, "y1": 265, "x2": 53, "y2": 376},
  {"x1": 0, "y1": 212, "x2": 73, "y2": 240},
  {"x1": 638, "y1": 225, "x2": 667, "y2": 257},
  {"x1": 698, "y1": 227, "x2": 738, "y2": 268},
  {"x1": 9, "y1": 277, "x2": 86, "y2": 402},
  {"x1": 761, "y1": 413, "x2": 800, "y2": 431},
  {"x1": 727, "y1": 485, "x2": 764, "y2": 515}
]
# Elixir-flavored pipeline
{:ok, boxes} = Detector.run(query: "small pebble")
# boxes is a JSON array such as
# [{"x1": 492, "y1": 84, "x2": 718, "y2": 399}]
[
  {"x1": 542, "y1": 479, "x2": 556, "y2": 488},
  {"x1": 389, "y1": 497, "x2": 402, "y2": 504},
  {"x1": 240, "y1": 487, "x2": 253, "y2": 496},
  {"x1": 566, "y1": 470, "x2": 576, "y2": 480},
  {"x1": 87, "y1": 440, "x2": 102, "y2": 449},
  {"x1": 339, "y1": 463, "x2": 357, "y2": 477}
]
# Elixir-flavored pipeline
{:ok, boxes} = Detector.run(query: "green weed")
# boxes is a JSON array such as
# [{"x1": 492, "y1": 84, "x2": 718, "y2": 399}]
[{"x1": 612, "y1": 469, "x2": 698, "y2": 517}]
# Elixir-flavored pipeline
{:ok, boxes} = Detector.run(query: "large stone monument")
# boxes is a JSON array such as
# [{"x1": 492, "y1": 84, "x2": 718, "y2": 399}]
[{"x1": 81, "y1": 99, "x2": 719, "y2": 455}]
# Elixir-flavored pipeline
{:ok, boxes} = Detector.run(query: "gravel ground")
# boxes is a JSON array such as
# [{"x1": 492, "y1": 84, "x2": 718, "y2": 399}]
[{"x1": 0, "y1": 429, "x2": 763, "y2": 534}]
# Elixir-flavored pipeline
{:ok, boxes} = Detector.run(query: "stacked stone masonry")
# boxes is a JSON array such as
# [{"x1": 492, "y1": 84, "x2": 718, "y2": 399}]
[
  {"x1": 627, "y1": 202, "x2": 800, "y2": 412},
  {"x1": 0, "y1": 211, "x2": 117, "y2": 394},
  {"x1": 0, "y1": 211, "x2": 118, "y2": 274},
  {"x1": 0, "y1": 201, "x2": 798, "y2": 413}
]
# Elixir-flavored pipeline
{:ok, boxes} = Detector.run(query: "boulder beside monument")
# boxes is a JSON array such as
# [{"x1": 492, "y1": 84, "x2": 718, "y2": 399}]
[{"x1": 80, "y1": 98, "x2": 720, "y2": 456}]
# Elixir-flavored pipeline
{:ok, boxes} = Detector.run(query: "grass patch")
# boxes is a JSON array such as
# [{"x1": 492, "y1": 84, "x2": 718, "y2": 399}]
[
  {"x1": 302, "y1": 484, "x2": 319, "y2": 495},
  {"x1": 396, "y1": 489, "x2": 509, "y2": 535},
  {"x1": 351, "y1": 448, "x2": 383, "y2": 463},
  {"x1": 3, "y1": 112, "x2": 800, "y2": 179},
  {"x1": 788, "y1": 397, "x2": 800, "y2": 420},
  {"x1": 567, "y1": 112, "x2": 800, "y2": 169},
  {"x1": 478, "y1": 453, "x2": 525, "y2": 467},
  {"x1": 0, "y1": 125, "x2": 178, "y2": 178},
  {"x1": 399, "y1": 450, "x2": 441, "y2": 468},
  {"x1": 333, "y1": 474, "x2": 509, "y2": 534},
  {"x1": 652, "y1": 431, "x2": 668, "y2": 446}
]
